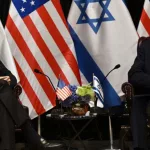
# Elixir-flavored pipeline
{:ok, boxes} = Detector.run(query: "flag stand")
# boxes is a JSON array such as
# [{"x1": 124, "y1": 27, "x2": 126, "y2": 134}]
[
  {"x1": 59, "y1": 101, "x2": 65, "y2": 118},
  {"x1": 104, "y1": 111, "x2": 120, "y2": 150},
  {"x1": 91, "y1": 96, "x2": 98, "y2": 115},
  {"x1": 56, "y1": 95, "x2": 64, "y2": 116}
]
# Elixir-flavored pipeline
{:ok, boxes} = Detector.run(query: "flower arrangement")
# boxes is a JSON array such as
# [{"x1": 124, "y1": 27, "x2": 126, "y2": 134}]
[
  {"x1": 76, "y1": 84, "x2": 95, "y2": 100},
  {"x1": 61, "y1": 84, "x2": 95, "y2": 107}
]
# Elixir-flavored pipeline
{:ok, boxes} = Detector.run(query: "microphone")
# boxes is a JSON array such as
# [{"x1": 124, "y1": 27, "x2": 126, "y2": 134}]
[
  {"x1": 102, "y1": 64, "x2": 121, "y2": 85},
  {"x1": 34, "y1": 69, "x2": 43, "y2": 74},
  {"x1": 113, "y1": 64, "x2": 120, "y2": 70},
  {"x1": 34, "y1": 69, "x2": 56, "y2": 91}
]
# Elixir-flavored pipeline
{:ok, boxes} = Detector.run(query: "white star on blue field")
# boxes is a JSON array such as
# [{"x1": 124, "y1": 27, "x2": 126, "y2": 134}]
[{"x1": 75, "y1": 0, "x2": 115, "y2": 33}]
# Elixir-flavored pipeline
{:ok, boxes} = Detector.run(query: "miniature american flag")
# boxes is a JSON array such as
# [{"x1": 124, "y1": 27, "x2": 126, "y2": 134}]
[{"x1": 56, "y1": 79, "x2": 72, "y2": 101}]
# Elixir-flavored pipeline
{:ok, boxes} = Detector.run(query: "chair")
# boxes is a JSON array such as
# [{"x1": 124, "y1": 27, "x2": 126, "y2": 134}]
[
  {"x1": 11, "y1": 84, "x2": 30, "y2": 150},
  {"x1": 14, "y1": 84, "x2": 29, "y2": 114},
  {"x1": 14, "y1": 84, "x2": 22, "y2": 98},
  {"x1": 120, "y1": 83, "x2": 150, "y2": 150},
  {"x1": 14, "y1": 85, "x2": 64, "y2": 149},
  {"x1": 13, "y1": 84, "x2": 29, "y2": 130},
  {"x1": 119, "y1": 82, "x2": 133, "y2": 150}
]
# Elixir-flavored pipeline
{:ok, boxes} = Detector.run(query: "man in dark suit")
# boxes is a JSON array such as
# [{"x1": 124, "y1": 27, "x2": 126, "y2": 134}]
[
  {"x1": 128, "y1": 37, "x2": 150, "y2": 150},
  {"x1": 0, "y1": 60, "x2": 61, "y2": 150}
]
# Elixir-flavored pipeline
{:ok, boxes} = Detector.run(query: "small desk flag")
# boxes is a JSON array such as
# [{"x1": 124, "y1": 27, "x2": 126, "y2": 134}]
[{"x1": 56, "y1": 79, "x2": 72, "y2": 101}]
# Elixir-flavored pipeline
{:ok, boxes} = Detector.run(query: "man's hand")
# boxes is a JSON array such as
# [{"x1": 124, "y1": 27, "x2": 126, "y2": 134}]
[{"x1": 0, "y1": 76, "x2": 11, "y2": 85}]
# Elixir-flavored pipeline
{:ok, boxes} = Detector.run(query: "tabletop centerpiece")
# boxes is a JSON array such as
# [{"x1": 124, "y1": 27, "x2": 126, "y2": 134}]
[{"x1": 61, "y1": 84, "x2": 95, "y2": 115}]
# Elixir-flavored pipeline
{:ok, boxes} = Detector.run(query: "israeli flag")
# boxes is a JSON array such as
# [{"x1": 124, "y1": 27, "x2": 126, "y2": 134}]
[
  {"x1": 68, "y1": 0, "x2": 138, "y2": 108},
  {"x1": 93, "y1": 75, "x2": 104, "y2": 108}
]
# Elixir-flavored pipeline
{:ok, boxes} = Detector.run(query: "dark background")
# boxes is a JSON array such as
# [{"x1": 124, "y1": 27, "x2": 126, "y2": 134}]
[
  {"x1": 0, "y1": 0, "x2": 145, "y2": 140},
  {"x1": 0, "y1": 0, "x2": 145, "y2": 28}
]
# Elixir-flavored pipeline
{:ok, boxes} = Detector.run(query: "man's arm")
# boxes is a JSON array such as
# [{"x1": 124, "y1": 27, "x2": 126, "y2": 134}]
[
  {"x1": 128, "y1": 40, "x2": 150, "y2": 88},
  {"x1": 0, "y1": 61, "x2": 17, "y2": 88}
]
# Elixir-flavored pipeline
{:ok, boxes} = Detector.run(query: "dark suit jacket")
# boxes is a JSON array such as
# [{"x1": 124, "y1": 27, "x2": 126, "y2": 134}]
[
  {"x1": 0, "y1": 60, "x2": 17, "y2": 88},
  {"x1": 128, "y1": 37, "x2": 150, "y2": 95},
  {"x1": 0, "y1": 60, "x2": 28, "y2": 126}
]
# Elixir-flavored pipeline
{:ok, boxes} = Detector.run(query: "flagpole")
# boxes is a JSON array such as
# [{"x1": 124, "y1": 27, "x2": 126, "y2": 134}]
[
  {"x1": 57, "y1": 74, "x2": 65, "y2": 117},
  {"x1": 56, "y1": 74, "x2": 60, "y2": 108},
  {"x1": 93, "y1": 73, "x2": 96, "y2": 107},
  {"x1": 93, "y1": 75, "x2": 119, "y2": 149},
  {"x1": 109, "y1": 115, "x2": 113, "y2": 149},
  {"x1": 38, "y1": 116, "x2": 41, "y2": 135},
  {"x1": 58, "y1": 74, "x2": 63, "y2": 114},
  {"x1": 104, "y1": 110, "x2": 120, "y2": 150}
]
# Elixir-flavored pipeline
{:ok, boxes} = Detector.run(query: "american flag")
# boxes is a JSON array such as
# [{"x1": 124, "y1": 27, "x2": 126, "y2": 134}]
[
  {"x1": 137, "y1": 0, "x2": 150, "y2": 36},
  {"x1": 56, "y1": 79, "x2": 72, "y2": 101},
  {"x1": 5, "y1": 0, "x2": 81, "y2": 119}
]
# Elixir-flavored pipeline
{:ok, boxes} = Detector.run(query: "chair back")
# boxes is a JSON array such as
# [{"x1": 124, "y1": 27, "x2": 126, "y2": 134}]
[
  {"x1": 13, "y1": 84, "x2": 29, "y2": 114},
  {"x1": 14, "y1": 84, "x2": 22, "y2": 98},
  {"x1": 121, "y1": 82, "x2": 134, "y2": 115}
]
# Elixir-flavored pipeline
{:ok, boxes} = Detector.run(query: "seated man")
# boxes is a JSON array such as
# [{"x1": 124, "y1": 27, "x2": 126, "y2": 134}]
[
  {"x1": 128, "y1": 37, "x2": 150, "y2": 150},
  {"x1": 0, "y1": 60, "x2": 60, "y2": 150}
]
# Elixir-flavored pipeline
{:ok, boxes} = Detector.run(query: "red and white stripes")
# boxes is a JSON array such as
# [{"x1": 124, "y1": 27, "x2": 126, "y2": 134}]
[
  {"x1": 138, "y1": 0, "x2": 150, "y2": 37},
  {"x1": 56, "y1": 86, "x2": 72, "y2": 101},
  {"x1": 6, "y1": 0, "x2": 81, "y2": 119}
]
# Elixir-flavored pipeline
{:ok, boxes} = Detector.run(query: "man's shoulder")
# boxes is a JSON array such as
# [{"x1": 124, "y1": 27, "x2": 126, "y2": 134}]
[
  {"x1": 138, "y1": 36, "x2": 150, "y2": 46},
  {"x1": 137, "y1": 37, "x2": 150, "y2": 52}
]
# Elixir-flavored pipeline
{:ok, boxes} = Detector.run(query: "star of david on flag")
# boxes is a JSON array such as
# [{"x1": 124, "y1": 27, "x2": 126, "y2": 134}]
[
  {"x1": 75, "y1": 0, "x2": 115, "y2": 33},
  {"x1": 68, "y1": 0, "x2": 138, "y2": 108}
]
